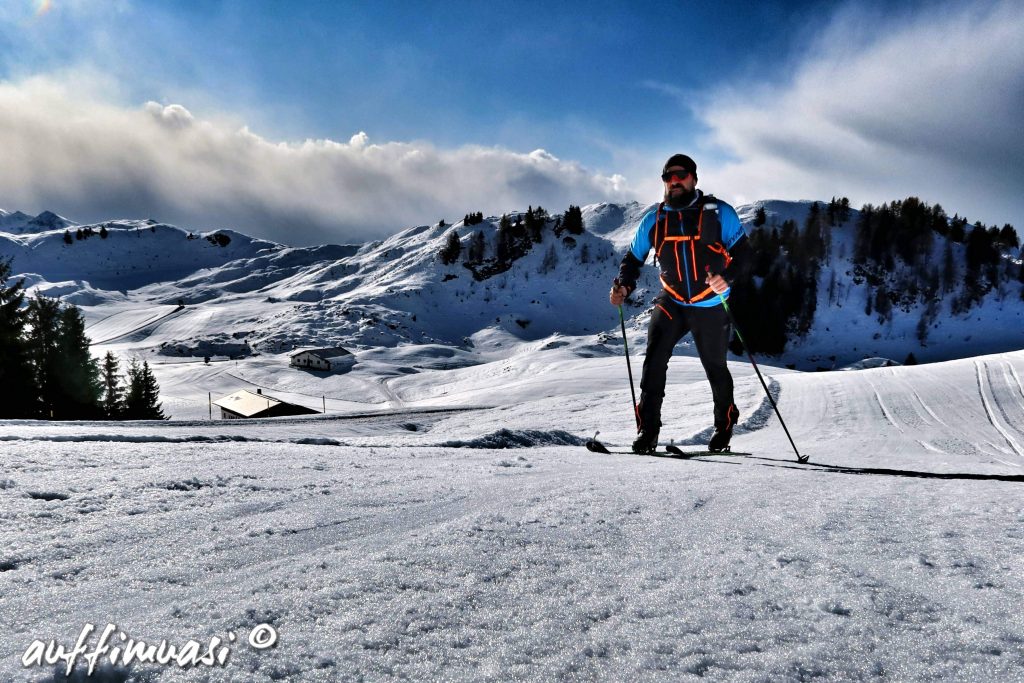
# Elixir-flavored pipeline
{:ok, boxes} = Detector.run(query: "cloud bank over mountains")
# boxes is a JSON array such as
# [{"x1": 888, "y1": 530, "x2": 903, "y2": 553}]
[
  {"x1": 0, "y1": 75, "x2": 632, "y2": 245},
  {"x1": 0, "y1": 2, "x2": 1020, "y2": 244}
]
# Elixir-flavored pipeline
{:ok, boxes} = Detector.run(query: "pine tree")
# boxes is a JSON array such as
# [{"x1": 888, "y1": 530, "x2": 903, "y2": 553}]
[
  {"x1": 125, "y1": 359, "x2": 165, "y2": 420},
  {"x1": 998, "y1": 224, "x2": 1018, "y2": 249},
  {"x1": 438, "y1": 230, "x2": 461, "y2": 265},
  {"x1": 0, "y1": 259, "x2": 34, "y2": 418},
  {"x1": 525, "y1": 205, "x2": 548, "y2": 243},
  {"x1": 54, "y1": 305, "x2": 103, "y2": 419},
  {"x1": 853, "y1": 205, "x2": 873, "y2": 264},
  {"x1": 496, "y1": 214, "x2": 513, "y2": 264},
  {"x1": 466, "y1": 230, "x2": 486, "y2": 263},
  {"x1": 26, "y1": 294, "x2": 62, "y2": 419},
  {"x1": 839, "y1": 197, "x2": 851, "y2": 222},
  {"x1": 875, "y1": 289, "x2": 892, "y2": 324},
  {"x1": 101, "y1": 351, "x2": 125, "y2": 419},
  {"x1": 562, "y1": 205, "x2": 584, "y2": 235},
  {"x1": 803, "y1": 202, "x2": 825, "y2": 263},
  {"x1": 753, "y1": 206, "x2": 767, "y2": 227},
  {"x1": 941, "y1": 240, "x2": 955, "y2": 295},
  {"x1": 949, "y1": 216, "x2": 966, "y2": 242}
]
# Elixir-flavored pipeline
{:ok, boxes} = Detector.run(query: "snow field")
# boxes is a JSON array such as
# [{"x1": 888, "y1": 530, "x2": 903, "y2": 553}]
[{"x1": 2, "y1": 350, "x2": 1024, "y2": 681}]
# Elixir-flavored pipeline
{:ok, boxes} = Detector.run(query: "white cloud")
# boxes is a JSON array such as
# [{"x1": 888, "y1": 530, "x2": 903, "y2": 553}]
[
  {"x1": 696, "y1": 1, "x2": 1024, "y2": 227},
  {"x1": 0, "y1": 73, "x2": 636, "y2": 245}
]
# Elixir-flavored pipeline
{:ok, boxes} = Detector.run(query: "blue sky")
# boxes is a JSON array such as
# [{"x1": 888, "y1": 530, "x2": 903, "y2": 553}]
[
  {"x1": 1, "y1": 1, "x2": 825, "y2": 162},
  {"x1": 0, "y1": 0, "x2": 1020, "y2": 244}
]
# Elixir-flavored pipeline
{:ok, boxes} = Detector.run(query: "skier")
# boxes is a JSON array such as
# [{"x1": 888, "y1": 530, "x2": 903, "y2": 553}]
[{"x1": 609, "y1": 154, "x2": 752, "y2": 454}]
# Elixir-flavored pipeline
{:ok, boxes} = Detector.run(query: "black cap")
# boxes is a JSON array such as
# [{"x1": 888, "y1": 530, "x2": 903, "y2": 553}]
[{"x1": 663, "y1": 154, "x2": 697, "y2": 178}]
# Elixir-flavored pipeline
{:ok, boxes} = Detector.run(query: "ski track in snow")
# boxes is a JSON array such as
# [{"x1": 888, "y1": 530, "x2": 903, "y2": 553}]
[
  {"x1": 998, "y1": 361, "x2": 1024, "y2": 429},
  {"x1": 868, "y1": 380, "x2": 904, "y2": 434},
  {"x1": 908, "y1": 385, "x2": 945, "y2": 428},
  {"x1": 974, "y1": 361, "x2": 1024, "y2": 459},
  {"x1": 1007, "y1": 361, "x2": 1024, "y2": 403}
]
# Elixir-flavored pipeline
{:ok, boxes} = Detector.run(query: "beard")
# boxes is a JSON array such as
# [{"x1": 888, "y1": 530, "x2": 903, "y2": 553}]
[{"x1": 664, "y1": 185, "x2": 697, "y2": 206}]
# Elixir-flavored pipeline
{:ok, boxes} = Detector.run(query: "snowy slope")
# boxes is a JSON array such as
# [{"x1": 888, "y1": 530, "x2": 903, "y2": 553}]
[
  {"x1": 1, "y1": 346, "x2": 1023, "y2": 682},
  {"x1": 0, "y1": 220, "x2": 281, "y2": 293}
]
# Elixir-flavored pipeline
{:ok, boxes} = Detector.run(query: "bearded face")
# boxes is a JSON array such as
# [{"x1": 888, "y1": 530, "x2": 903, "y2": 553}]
[{"x1": 662, "y1": 166, "x2": 697, "y2": 205}]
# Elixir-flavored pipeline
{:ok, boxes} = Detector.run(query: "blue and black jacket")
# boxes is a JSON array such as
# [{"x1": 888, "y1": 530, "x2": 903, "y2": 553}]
[{"x1": 617, "y1": 190, "x2": 751, "y2": 307}]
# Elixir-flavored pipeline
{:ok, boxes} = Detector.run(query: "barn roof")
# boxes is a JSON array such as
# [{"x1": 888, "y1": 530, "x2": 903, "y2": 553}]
[{"x1": 213, "y1": 389, "x2": 285, "y2": 418}]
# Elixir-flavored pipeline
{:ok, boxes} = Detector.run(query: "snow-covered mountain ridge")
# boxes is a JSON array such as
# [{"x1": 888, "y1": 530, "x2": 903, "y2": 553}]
[{"x1": 0, "y1": 200, "x2": 1020, "y2": 371}]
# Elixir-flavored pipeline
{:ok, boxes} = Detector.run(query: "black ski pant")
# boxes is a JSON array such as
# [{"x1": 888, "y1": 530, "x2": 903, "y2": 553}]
[{"x1": 637, "y1": 292, "x2": 735, "y2": 434}]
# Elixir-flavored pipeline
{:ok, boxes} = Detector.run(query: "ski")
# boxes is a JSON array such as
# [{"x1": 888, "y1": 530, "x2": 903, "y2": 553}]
[
  {"x1": 585, "y1": 433, "x2": 750, "y2": 458},
  {"x1": 587, "y1": 446, "x2": 752, "y2": 458},
  {"x1": 586, "y1": 432, "x2": 808, "y2": 464}
]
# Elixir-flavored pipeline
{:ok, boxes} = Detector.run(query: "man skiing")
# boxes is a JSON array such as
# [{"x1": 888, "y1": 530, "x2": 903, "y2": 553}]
[{"x1": 609, "y1": 154, "x2": 752, "y2": 454}]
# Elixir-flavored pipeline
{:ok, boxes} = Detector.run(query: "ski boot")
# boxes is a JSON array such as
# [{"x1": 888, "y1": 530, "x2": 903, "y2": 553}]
[
  {"x1": 708, "y1": 404, "x2": 740, "y2": 453},
  {"x1": 632, "y1": 428, "x2": 660, "y2": 455}
]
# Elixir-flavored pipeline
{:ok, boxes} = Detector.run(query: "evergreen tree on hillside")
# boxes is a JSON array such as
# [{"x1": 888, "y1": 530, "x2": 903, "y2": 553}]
[
  {"x1": 874, "y1": 289, "x2": 893, "y2": 324},
  {"x1": 562, "y1": 205, "x2": 584, "y2": 235},
  {"x1": 949, "y1": 215, "x2": 967, "y2": 242},
  {"x1": 525, "y1": 206, "x2": 549, "y2": 243},
  {"x1": 753, "y1": 206, "x2": 767, "y2": 227},
  {"x1": 466, "y1": 230, "x2": 486, "y2": 263},
  {"x1": 998, "y1": 224, "x2": 1019, "y2": 249},
  {"x1": 853, "y1": 205, "x2": 873, "y2": 263},
  {"x1": 125, "y1": 359, "x2": 165, "y2": 420},
  {"x1": 496, "y1": 214, "x2": 514, "y2": 264},
  {"x1": 930, "y1": 204, "x2": 948, "y2": 237},
  {"x1": 803, "y1": 202, "x2": 825, "y2": 263},
  {"x1": 0, "y1": 259, "x2": 34, "y2": 418},
  {"x1": 101, "y1": 351, "x2": 126, "y2": 419},
  {"x1": 839, "y1": 197, "x2": 851, "y2": 222},
  {"x1": 438, "y1": 230, "x2": 461, "y2": 265}
]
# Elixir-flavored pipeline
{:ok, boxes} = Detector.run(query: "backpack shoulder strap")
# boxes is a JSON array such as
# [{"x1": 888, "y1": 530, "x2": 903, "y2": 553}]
[{"x1": 698, "y1": 194, "x2": 722, "y2": 246}]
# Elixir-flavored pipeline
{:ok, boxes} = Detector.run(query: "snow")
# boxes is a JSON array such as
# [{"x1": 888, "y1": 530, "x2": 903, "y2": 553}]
[
  {"x1": 1, "y1": 204, "x2": 1023, "y2": 680},
  {"x1": 3, "y1": 344, "x2": 1024, "y2": 681}
]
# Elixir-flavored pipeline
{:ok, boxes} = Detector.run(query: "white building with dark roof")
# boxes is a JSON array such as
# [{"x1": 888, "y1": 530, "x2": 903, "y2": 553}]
[
  {"x1": 289, "y1": 347, "x2": 354, "y2": 372},
  {"x1": 212, "y1": 388, "x2": 319, "y2": 419}
]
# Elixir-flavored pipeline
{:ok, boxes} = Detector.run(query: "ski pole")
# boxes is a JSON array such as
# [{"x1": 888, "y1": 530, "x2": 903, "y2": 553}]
[
  {"x1": 715, "y1": 285, "x2": 807, "y2": 463},
  {"x1": 618, "y1": 303, "x2": 634, "y2": 428},
  {"x1": 614, "y1": 279, "x2": 640, "y2": 430}
]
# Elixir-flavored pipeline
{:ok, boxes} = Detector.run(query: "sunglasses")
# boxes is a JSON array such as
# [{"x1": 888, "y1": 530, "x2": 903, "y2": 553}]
[{"x1": 661, "y1": 170, "x2": 691, "y2": 182}]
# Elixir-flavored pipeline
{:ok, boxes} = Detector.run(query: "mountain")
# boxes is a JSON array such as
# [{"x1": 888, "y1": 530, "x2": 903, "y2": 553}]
[
  {"x1": 0, "y1": 208, "x2": 76, "y2": 233},
  {"x1": 0, "y1": 200, "x2": 1020, "y2": 371}
]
